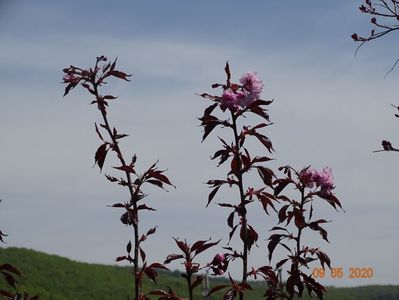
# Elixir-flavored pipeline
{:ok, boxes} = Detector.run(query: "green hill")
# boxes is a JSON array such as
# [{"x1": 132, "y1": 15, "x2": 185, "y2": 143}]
[{"x1": 0, "y1": 247, "x2": 398, "y2": 299}]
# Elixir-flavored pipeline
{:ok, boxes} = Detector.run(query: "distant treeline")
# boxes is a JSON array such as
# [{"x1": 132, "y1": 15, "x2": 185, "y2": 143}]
[{"x1": 0, "y1": 247, "x2": 397, "y2": 300}]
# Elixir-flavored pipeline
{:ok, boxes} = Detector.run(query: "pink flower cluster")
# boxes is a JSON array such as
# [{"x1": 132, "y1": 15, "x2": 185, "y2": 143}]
[
  {"x1": 209, "y1": 253, "x2": 227, "y2": 275},
  {"x1": 300, "y1": 167, "x2": 334, "y2": 192},
  {"x1": 220, "y1": 72, "x2": 263, "y2": 111}
]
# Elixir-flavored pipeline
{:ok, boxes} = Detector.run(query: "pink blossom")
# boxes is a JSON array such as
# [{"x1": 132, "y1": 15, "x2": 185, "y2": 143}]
[
  {"x1": 220, "y1": 89, "x2": 240, "y2": 111},
  {"x1": 240, "y1": 72, "x2": 263, "y2": 95},
  {"x1": 210, "y1": 252, "x2": 227, "y2": 276},
  {"x1": 220, "y1": 72, "x2": 264, "y2": 110},
  {"x1": 238, "y1": 91, "x2": 259, "y2": 108},
  {"x1": 300, "y1": 168, "x2": 316, "y2": 188},
  {"x1": 214, "y1": 253, "x2": 225, "y2": 264},
  {"x1": 300, "y1": 167, "x2": 334, "y2": 191},
  {"x1": 238, "y1": 72, "x2": 263, "y2": 107},
  {"x1": 318, "y1": 167, "x2": 334, "y2": 190}
]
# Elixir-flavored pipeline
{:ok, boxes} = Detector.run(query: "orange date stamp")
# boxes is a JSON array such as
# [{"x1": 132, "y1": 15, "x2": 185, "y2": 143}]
[{"x1": 312, "y1": 267, "x2": 374, "y2": 279}]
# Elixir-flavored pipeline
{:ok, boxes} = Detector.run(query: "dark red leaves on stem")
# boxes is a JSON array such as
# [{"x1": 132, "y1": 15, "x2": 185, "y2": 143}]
[
  {"x1": 107, "y1": 70, "x2": 131, "y2": 81},
  {"x1": 240, "y1": 223, "x2": 258, "y2": 252},
  {"x1": 94, "y1": 143, "x2": 109, "y2": 171},
  {"x1": 269, "y1": 166, "x2": 342, "y2": 299},
  {"x1": 164, "y1": 238, "x2": 219, "y2": 299},
  {"x1": 207, "y1": 274, "x2": 252, "y2": 300},
  {"x1": 62, "y1": 56, "x2": 172, "y2": 300},
  {"x1": 199, "y1": 62, "x2": 277, "y2": 299}
]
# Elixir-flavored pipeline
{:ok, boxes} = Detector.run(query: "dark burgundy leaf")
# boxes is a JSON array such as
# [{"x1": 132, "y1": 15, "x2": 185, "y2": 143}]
[
  {"x1": 140, "y1": 247, "x2": 146, "y2": 263},
  {"x1": 107, "y1": 70, "x2": 131, "y2": 81},
  {"x1": 254, "y1": 133, "x2": 274, "y2": 153},
  {"x1": 191, "y1": 275, "x2": 204, "y2": 289},
  {"x1": 0, "y1": 264, "x2": 21, "y2": 276},
  {"x1": 274, "y1": 178, "x2": 292, "y2": 196},
  {"x1": 143, "y1": 267, "x2": 158, "y2": 282},
  {"x1": 173, "y1": 238, "x2": 189, "y2": 255},
  {"x1": 164, "y1": 254, "x2": 184, "y2": 264},
  {"x1": 217, "y1": 203, "x2": 234, "y2": 208},
  {"x1": 278, "y1": 205, "x2": 289, "y2": 223},
  {"x1": 201, "y1": 124, "x2": 218, "y2": 141},
  {"x1": 276, "y1": 258, "x2": 289, "y2": 270},
  {"x1": 270, "y1": 226, "x2": 289, "y2": 232},
  {"x1": 238, "y1": 282, "x2": 252, "y2": 291},
  {"x1": 247, "y1": 102, "x2": 270, "y2": 121},
  {"x1": 147, "y1": 179, "x2": 164, "y2": 189},
  {"x1": 199, "y1": 115, "x2": 224, "y2": 141},
  {"x1": 81, "y1": 83, "x2": 96, "y2": 95},
  {"x1": 213, "y1": 149, "x2": 231, "y2": 166},
  {"x1": 207, "y1": 186, "x2": 221, "y2": 207},
  {"x1": 136, "y1": 204, "x2": 156, "y2": 211},
  {"x1": 308, "y1": 219, "x2": 330, "y2": 242},
  {"x1": 294, "y1": 208, "x2": 305, "y2": 229},
  {"x1": 230, "y1": 155, "x2": 241, "y2": 176},
  {"x1": 190, "y1": 240, "x2": 207, "y2": 252},
  {"x1": 302, "y1": 272, "x2": 326, "y2": 298},
  {"x1": 148, "y1": 170, "x2": 174, "y2": 187},
  {"x1": 211, "y1": 149, "x2": 226, "y2": 160},
  {"x1": 317, "y1": 251, "x2": 331, "y2": 270},
  {"x1": 317, "y1": 191, "x2": 343, "y2": 210},
  {"x1": 251, "y1": 156, "x2": 272, "y2": 164},
  {"x1": 286, "y1": 274, "x2": 298, "y2": 297},
  {"x1": 120, "y1": 212, "x2": 131, "y2": 225},
  {"x1": 224, "y1": 62, "x2": 231, "y2": 86},
  {"x1": 3, "y1": 272, "x2": 17, "y2": 288},
  {"x1": 241, "y1": 224, "x2": 258, "y2": 251},
  {"x1": 110, "y1": 203, "x2": 125, "y2": 208},
  {"x1": 94, "y1": 123, "x2": 104, "y2": 142},
  {"x1": 199, "y1": 93, "x2": 220, "y2": 102},
  {"x1": 207, "y1": 284, "x2": 228, "y2": 297},
  {"x1": 116, "y1": 256, "x2": 127, "y2": 262},
  {"x1": 146, "y1": 227, "x2": 157, "y2": 236},
  {"x1": 267, "y1": 234, "x2": 282, "y2": 261},
  {"x1": 257, "y1": 193, "x2": 277, "y2": 215},
  {"x1": 105, "y1": 174, "x2": 118, "y2": 182},
  {"x1": 257, "y1": 167, "x2": 274, "y2": 187},
  {"x1": 0, "y1": 290, "x2": 14, "y2": 298},
  {"x1": 286, "y1": 211, "x2": 294, "y2": 226},
  {"x1": 103, "y1": 95, "x2": 118, "y2": 100},
  {"x1": 227, "y1": 211, "x2": 235, "y2": 228},
  {"x1": 114, "y1": 165, "x2": 136, "y2": 174},
  {"x1": 194, "y1": 240, "x2": 220, "y2": 256},
  {"x1": 149, "y1": 263, "x2": 169, "y2": 270},
  {"x1": 63, "y1": 81, "x2": 79, "y2": 97},
  {"x1": 115, "y1": 133, "x2": 129, "y2": 140},
  {"x1": 95, "y1": 143, "x2": 108, "y2": 171},
  {"x1": 206, "y1": 179, "x2": 225, "y2": 186},
  {"x1": 204, "y1": 103, "x2": 218, "y2": 116},
  {"x1": 309, "y1": 203, "x2": 314, "y2": 221}
]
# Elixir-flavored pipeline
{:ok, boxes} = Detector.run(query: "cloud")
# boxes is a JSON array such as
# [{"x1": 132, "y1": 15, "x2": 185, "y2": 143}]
[{"x1": 1, "y1": 3, "x2": 399, "y2": 286}]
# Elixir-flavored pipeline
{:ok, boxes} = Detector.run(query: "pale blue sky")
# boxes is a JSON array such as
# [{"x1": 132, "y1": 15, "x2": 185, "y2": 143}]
[{"x1": 0, "y1": 0, "x2": 398, "y2": 288}]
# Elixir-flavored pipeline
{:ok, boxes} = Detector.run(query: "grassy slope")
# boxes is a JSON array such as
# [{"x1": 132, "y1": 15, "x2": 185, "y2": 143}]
[{"x1": 0, "y1": 247, "x2": 398, "y2": 300}]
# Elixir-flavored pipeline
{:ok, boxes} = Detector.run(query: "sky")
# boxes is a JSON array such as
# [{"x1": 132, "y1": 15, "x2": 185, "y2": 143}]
[{"x1": 0, "y1": 0, "x2": 399, "y2": 288}]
